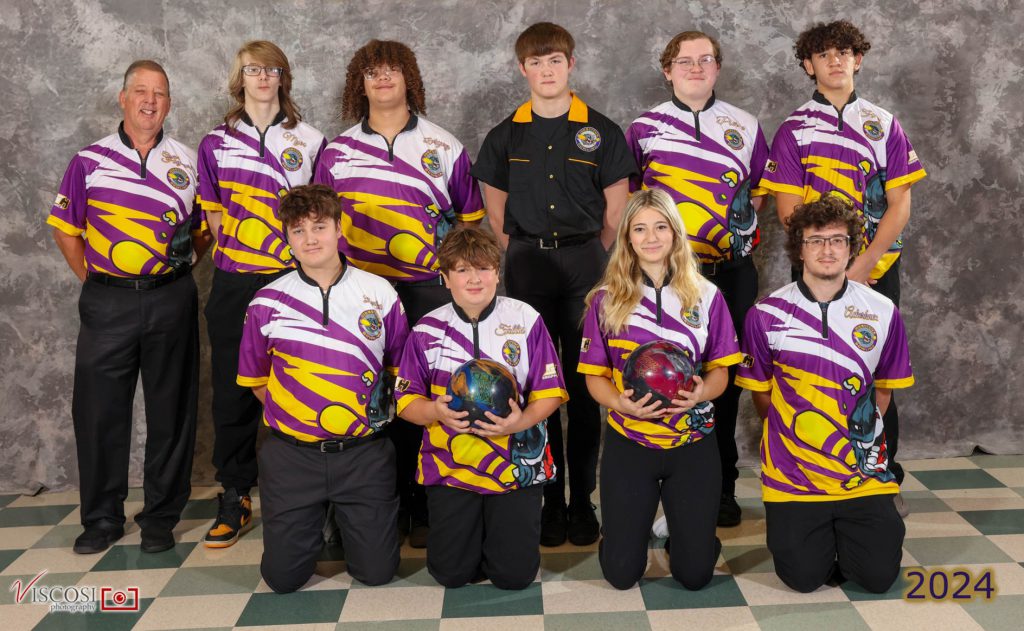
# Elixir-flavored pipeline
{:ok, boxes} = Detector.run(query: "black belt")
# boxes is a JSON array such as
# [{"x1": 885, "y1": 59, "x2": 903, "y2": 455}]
[
  {"x1": 88, "y1": 265, "x2": 190, "y2": 290},
  {"x1": 270, "y1": 427, "x2": 383, "y2": 453},
  {"x1": 700, "y1": 256, "x2": 752, "y2": 277},
  {"x1": 395, "y1": 275, "x2": 445, "y2": 288},
  {"x1": 511, "y1": 233, "x2": 597, "y2": 250}
]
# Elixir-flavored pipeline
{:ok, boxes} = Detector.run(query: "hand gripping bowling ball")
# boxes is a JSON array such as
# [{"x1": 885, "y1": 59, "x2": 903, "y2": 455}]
[
  {"x1": 446, "y1": 359, "x2": 520, "y2": 429},
  {"x1": 622, "y1": 340, "x2": 696, "y2": 409}
]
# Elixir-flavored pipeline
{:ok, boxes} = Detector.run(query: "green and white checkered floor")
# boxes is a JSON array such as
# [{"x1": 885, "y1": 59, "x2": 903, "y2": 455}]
[{"x1": 2, "y1": 455, "x2": 1023, "y2": 630}]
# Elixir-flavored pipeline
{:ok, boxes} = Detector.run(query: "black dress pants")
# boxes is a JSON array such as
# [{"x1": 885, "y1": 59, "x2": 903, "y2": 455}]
[
  {"x1": 765, "y1": 494, "x2": 905, "y2": 593},
  {"x1": 205, "y1": 268, "x2": 287, "y2": 493},
  {"x1": 73, "y1": 274, "x2": 199, "y2": 531},
  {"x1": 504, "y1": 237, "x2": 606, "y2": 508},
  {"x1": 703, "y1": 257, "x2": 758, "y2": 496},
  {"x1": 599, "y1": 429, "x2": 722, "y2": 590},
  {"x1": 426, "y1": 484, "x2": 542, "y2": 590}
]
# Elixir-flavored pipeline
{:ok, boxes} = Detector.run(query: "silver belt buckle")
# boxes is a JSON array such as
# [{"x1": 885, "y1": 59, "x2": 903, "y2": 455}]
[{"x1": 539, "y1": 238, "x2": 556, "y2": 250}]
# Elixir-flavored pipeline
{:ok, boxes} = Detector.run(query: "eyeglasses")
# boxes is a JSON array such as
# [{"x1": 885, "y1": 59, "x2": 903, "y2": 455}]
[
  {"x1": 802, "y1": 235, "x2": 851, "y2": 249},
  {"x1": 242, "y1": 64, "x2": 284, "y2": 77},
  {"x1": 670, "y1": 55, "x2": 717, "y2": 70},
  {"x1": 363, "y1": 66, "x2": 401, "y2": 81}
]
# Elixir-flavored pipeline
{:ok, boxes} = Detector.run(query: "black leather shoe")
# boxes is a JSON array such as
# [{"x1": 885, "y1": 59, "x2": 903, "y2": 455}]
[
  {"x1": 140, "y1": 527, "x2": 175, "y2": 553},
  {"x1": 717, "y1": 493, "x2": 742, "y2": 527},
  {"x1": 540, "y1": 501, "x2": 567, "y2": 547},
  {"x1": 567, "y1": 502, "x2": 599, "y2": 546},
  {"x1": 73, "y1": 525, "x2": 124, "y2": 554}
]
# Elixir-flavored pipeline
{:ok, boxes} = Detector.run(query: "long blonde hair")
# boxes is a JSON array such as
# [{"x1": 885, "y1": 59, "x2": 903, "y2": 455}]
[
  {"x1": 224, "y1": 40, "x2": 301, "y2": 130},
  {"x1": 584, "y1": 188, "x2": 703, "y2": 335}
]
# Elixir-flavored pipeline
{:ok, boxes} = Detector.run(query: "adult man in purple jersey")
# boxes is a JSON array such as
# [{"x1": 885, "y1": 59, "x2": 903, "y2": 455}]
[{"x1": 49, "y1": 60, "x2": 211, "y2": 555}]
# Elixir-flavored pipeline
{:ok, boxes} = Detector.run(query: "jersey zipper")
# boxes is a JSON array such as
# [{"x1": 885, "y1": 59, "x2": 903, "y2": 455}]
[
  {"x1": 471, "y1": 319, "x2": 480, "y2": 358},
  {"x1": 321, "y1": 286, "x2": 331, "y2": 326},
  {"x1": 691, "y1": 110, "x2": 702, "y2": 141},
  {"x1": 834, "y1": 104, "x2": 845, "y2": 132},
  {"x1": 655, "y1": 286, "x2": 663, "y2": 325},
  {"x1": 258, "y1": 126, "x2": 267, "y2": 157},
  {"x1": 137, "y1": 150, "x2": 148, "y2": 178},
  {"x1": 818, "y1": 301, "x2": 829, "y2": 338}
]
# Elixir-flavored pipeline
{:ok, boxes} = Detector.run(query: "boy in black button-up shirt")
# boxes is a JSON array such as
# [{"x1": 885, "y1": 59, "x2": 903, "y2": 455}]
[{"x1": 472, "y1": 21, "x2": 637, "y2": 547}]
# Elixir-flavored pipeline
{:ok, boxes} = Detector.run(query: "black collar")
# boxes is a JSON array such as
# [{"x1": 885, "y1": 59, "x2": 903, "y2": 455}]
[
  {"x1": 296, "y1": 253, "x2": 348, "y2": 289},
  {"x1": 797, "y1": 277, "x2": 848, "y2": 303},
  {"x1": 117, "y1": 122, "x2": 163, "y2": 150},
  {"x1": 361, "y1": 112, "x2": 418, "y2": 136},
  {"x1": 641, "y1": 268, "x2": 673, "y2": 288},
  {"x1": 453, "y1": 296, "x2": 497, "y2": 323},
  {"x1": 672, "y1": 91, "x2": 716, "y2": 113},
  {"x1": 812, "y1": 90, "x2": 858, "y2": 107},
  {"x1": 240, "y1": 110, "x2": 287, "y2": 129}
]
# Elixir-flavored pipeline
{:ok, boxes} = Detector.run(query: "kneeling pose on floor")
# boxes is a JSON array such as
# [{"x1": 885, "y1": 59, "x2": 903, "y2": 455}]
[
  {"x1": 237, "y1": 185, "x2": 409, "y2": 593},
  {"x1": 397, "y1": 227, "x2": 568, "y2": 590},
  {"x1": 578, "y1": 188, "x2": 741, "y2": 590}
]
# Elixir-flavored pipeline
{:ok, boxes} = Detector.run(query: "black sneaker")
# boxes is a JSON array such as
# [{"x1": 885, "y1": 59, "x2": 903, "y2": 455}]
[
  {"x1": 408, "y1": 513, "x2": 429, "y2": 549},
  {"x1": 204, "y1": 489, "x2": 252, "y2": 548},
  {"x1": 567, "y1": 502, "x2": 599, "y2": 546},
  {"x1": 323, "y1": 505, "x2": 344, "y2": 548},
  {"x1": 140, "y1": 527, "x2": 175, "y2": 553},
  {"x1": 540, "y1": 501, "x2": 567, "y2": 547},
  {"x1": 717, "y1": 493, "x2": 741, "y2": 527},
  {"x1": 73, "y1": 525, "x2": 124, "y2": 554}
]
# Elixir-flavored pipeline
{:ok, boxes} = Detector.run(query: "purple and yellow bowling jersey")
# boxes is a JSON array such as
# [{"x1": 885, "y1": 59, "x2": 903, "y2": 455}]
[
  {"x1": 759, "y1": 92, "x2": 927, "y2": 279},
  {"x1": 736, "y1": 280, "x2": 914, "y2": 502},
  {"x1": 578, "y1": 278, "x2": 742, "y2": 449},
  {"x1": 237, "y1": 262, "x2": 409, "y2": 441},
  {"x1": 313, "y1": 115, "x2": 485, "y2": 283},
  {"x1": 395, "y1": 297, "x2": 567, "y2": 494},
  {"x1": 627, "y1": 96, "x2": 769, "y2": 263},
  {"x1": 197, "y1": 114, "x2": 326, "y2": 274},
  {"x1": 47, "y1": 126, "x2": 203, "y2": 277}
]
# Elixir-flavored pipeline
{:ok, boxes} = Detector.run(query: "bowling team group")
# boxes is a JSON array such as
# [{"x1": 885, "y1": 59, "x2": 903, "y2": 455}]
[{"x1": 48, "y1": 18, "x2": 924, "y2": 597}]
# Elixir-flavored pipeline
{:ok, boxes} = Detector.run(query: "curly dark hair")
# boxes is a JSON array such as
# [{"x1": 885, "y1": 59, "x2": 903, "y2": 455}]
[
  {"x1": 784, "y1": 195, "x2": 864, "y2": 269},
  {"x1": 278, "y1": 184, "x2": 341, "y2": 230},
  {"x1": 341, "y1": 40, "x2": 426, "y2": 121},
  {"x1": 794, "y1": 20, "x2": 872, "y2": 79}
]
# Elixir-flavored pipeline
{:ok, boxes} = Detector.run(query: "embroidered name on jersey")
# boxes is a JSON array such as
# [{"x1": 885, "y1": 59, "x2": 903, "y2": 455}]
[
  {"x1": 627, "y1": 99, "x2": 769, "y2": 263},
  {"x1": 396, "y1": 297, "x2": 567, "y2": 494},
  {"x1": 314, "y1": 117, "x2": 484, "y2": 282},
  {"x1": 578, "y1": 279, "x2": 742, "y2": 449},
  {"x1": 736, "y1": 281, "x2": 914, "y2": 502},
  {"x1": 759, "y1": 96, "x2": 927, "y2": 279},
  {"x1": 197, "y1": 119, "x2": 326, "y2": 274},
  {"x1": 237, "y1": 266, "x2": 408, "y2": 441},
  {"x1": 47, "y1": 133, "x2": 201, "y2": 277}
]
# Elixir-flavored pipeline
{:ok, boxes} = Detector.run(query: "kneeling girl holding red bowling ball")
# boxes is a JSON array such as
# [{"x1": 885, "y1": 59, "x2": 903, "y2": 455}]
[
  {"x1": 577, "y1": 188, "x2": 742, "y2": 590},
  {"x1": 396, "y1": 226, "x2": 568, "y2": 590}
]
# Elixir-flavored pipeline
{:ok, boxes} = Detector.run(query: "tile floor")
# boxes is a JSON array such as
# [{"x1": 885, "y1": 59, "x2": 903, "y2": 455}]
[{"x1": 2, "y1": 454, "x2": 1022, "y2": 630}]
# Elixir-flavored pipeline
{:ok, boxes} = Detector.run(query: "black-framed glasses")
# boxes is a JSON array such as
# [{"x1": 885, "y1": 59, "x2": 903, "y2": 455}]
[
  {"x1": 242, "y1": 64, "x2": 284, "y2": 77},
  {"x1": 802, "y1": 235, "x2": 851, "y2": 249}
]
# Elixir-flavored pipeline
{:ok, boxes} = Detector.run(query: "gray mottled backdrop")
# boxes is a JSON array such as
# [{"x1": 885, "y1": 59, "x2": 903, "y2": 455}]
[{"x1": 2, "y1": 0, "x2": 1021, "y2": 493}]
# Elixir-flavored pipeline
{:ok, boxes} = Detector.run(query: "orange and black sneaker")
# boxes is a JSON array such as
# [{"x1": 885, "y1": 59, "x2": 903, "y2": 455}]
[{"x1": 203, "y1": 489, "x2": 252, "y2": 548}]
